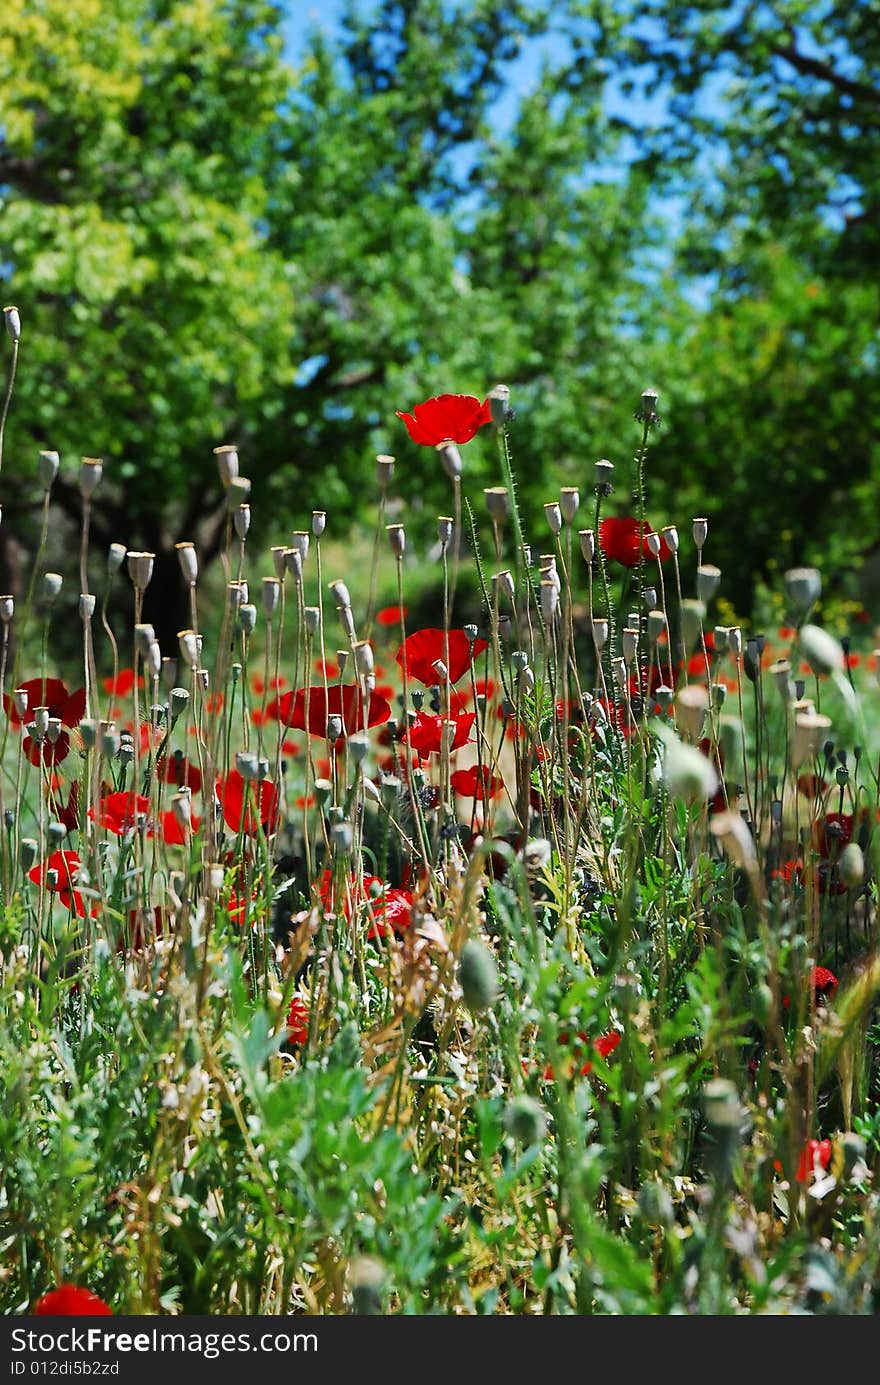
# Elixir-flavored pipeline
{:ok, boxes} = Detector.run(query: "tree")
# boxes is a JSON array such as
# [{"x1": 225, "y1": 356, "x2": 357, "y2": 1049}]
[
  {"x1": 1, "y1": 0, "x2": 659, "y2": 644},
  {"x1": 585, "y1": 0, "x2": 880, "y2": 611}
]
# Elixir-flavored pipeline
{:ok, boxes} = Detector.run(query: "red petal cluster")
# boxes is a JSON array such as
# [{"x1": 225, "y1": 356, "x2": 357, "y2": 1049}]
[
  {"x1": 405, "y1": 711, "x2": 476, "y2": 757},
  {"x1": 599, "y1": 517, "x2": 670, "y2": 567},
  {"x1": 396, "y1": 393, "x2": 493, "y2": 446},
  {"x1": 32, "y1": 1285, "x2": 112, "y2": 1316},
  {"x1": 397, "y1": 628, "x2": 488, "y2": 687},
  {"x1": 269, "y1": 684, "x2": 391, "y2": 738},
  {"x1": 217, "y1": 770, "x2": 279, "y2": 835}
]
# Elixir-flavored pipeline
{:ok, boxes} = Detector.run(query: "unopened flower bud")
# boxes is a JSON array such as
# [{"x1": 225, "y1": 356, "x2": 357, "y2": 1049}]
[{"x1": 458, "y1": 939, "x2": 499, "y2": 1014}]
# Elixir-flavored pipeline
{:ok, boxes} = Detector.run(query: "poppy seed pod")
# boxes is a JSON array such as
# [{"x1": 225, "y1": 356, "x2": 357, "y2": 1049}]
[
  {"x1": 484, "y1": 486, "x2": 509, "y2": 522},
  {"x1": 676, "y1": 684, "x2": 709, "y2": 742},
  {"x1": 225, "y1": 476, "x2": 251, "y2": 510},
  {"x1": 692, "y1": 517, "x2": 708, "y2": 551},
  {"x1": 126, "y1": 551, "x2": 155, "y2": 592},
  {"x1": 784, "y1": 566, "x2": 822, "y2": 615},
  {"x1": 520, "y1": 665, "x2": 536, "y2": 694},
  {"x1": 38, "y1": 450, "x2": 60, "y2": 490},
  {"x1": 540, "y1": 580, "x2": 559, "y2": 622},
  {"x1": 161, "y1": 658, "x2": 177, "y2": 689},
  {"x1": 727, "y1": 626, "x2": 743, "y2": 658},
  {"x1": 195, "y1": 668, "x2": 209, "y2": 692},
  {"x1": 98, "y1": 722, "x2": 120, "y2": 759},
  {"x1": 645, "y1": 530, "x2": 663, "y2": 559},
  {"x1": 622, "y1": 626, "x2": 639, "y2": 666},
  {"x1": 612, "y1": 657, "x2": 627, "y2": 692},
  {"x1": 290, "y1": 531, "x2": 310, "y2": 561},
  {"x1": 487, "y1": 383, "x2": 511, "y2": 426},
  {"x1": 458, "y1": 939, "x2": 499, "y2": 1014},
  {"x1": 560, "y1": 487, "x2": 580, "y2": 524},
  {"x1": 697, "y1": 564, "x2": 722, "y2": 603},
  {"x1": 238, "y1": 604, "x2": 257, "y2": 636},
  {"x1": 0, "y1": 595, "x2": 14, "y2": 623},
  {"x1": 595, "y1": 458, "x2": 614, "y2": 490},
  {"x1": 592, "y1": 618, "x2": 609, "y2": 651},
  {"x1": 236, "y1": 750, "x2": 259, "y2": 781},
  {"x1": 376, "y1": 454, "x2": 395, "y2": 487},
  {"x1": 348, "y1": 732, "x2": 369, "y2": 766},
  {"x1": 175, "y1": 543, "x2": 198, "y2": 586},
  {"x1": 312, "y1": 510, "x2": 326, "y2": 537},
  {"x1": 213, "y1": 444, "x2": 239, "y2": 486},
  {"x1": 579, "y1": 529, "x2": 595, "y2": 563},
  {"x1": 713, "y1": 626, "x2": 729, "y2": 653},
  {"x1": 436, "y1": 442, "x2": 462, "y2": 479},
  {"x1": 233, "y1": 505, "x2": 251, "y2": 540},
  {"x1": 42, "y1": 572, "x2": 63, "y2": 602},
  {"x1": 661, "y1": 524, "x2": 679, "y2": 554},
  {"x1": 770, "y1": 658, "x2": 792, "y2": 700},
  {"x1": 647, "y1": 609, "x2": 666, "y2": 645},
  {"x1": 107, "y1": 542, "x2": 127, "y2": 574},
  {"x1": 639, "y1": 387, "x2": 660, "y2": 420},
  {"x1": 261, "y1": 577, "x2": 281, "y2": 619},
  {"x1": 79, "y1": 457, "x2": 103, "y2": 497},
  {"x1": 495, "y1": 569, "x2": 515, "y2": 602},
  {"x1": 337, "y1": 649, "x2": 349, "y2": 674},
  {"x1": 437, "y1": 515, "x2": 454, "y2": 545},
  {"x1": 171, "y1": 792, "x2": 192, "y2": 830},
  {"x1": 330, "y1": 579, "x2": 351, "y2": 610},
  {"x1": 386, "y1": 524, "x2": 405, "y2": 558},
  {"x1": 353, "y1": 641, "x2": 374, "y2": 677},
  {"x1": 303, "y1": 605, "x2": 320, "y2": 634},
  {"x1": 270, "y1": 545, "x2": 287, "y2": 579},
  {"x1": 643, "y1": 587, "x2": 658, "y2": 610},
  {"x1": 679, "y1": 598, "x2": 705, "y2": 653},
  {"x1": 702, "y1": 1077, "x2": 743, "y2": 1179},
  {"x1": 655, "y1": 684, "x2": 675, "y2": 713},
  {"x1": 3, "y1": 305, "x2": 21, "y2": 343},
  {"x1": 791, "y1": 710, "x2": 833, "y2": 770},
  {"x1": 284, "y1": 548, "x2": 303, "y2": 583},
  {"x1": 226, "y1": 582, "x2": 246, "y2": 612},
  {"x1": 79, "y1": 593, "x2": 96, "y2": 621},
  {"x1": 13, "y1": 688, "x2": 28, "y2": 718},
  {"x1": 709, "y1": 811, "x2": 757, "y2": 871},
  {"x1": 511, "y1": 649, "x2": 529, "y2": 672},
  {"x1": 544, "y1": 502, "x2": 563, "y2": 536},
  {"x1": 79, "y1": 718, "x2": 97, "y2": 749},
  {"x1": 326, "y1": 714, "x2": 344, "y2": 743},
  {"x1": 33, "y1": 706, "x2": 50, "y2": 738},
  {"x1": 178, "y1": 629, "x2": 201, "y2": 669},
  {"x1": 169, "y1": 687, "x2": 190, "y2": 721}
]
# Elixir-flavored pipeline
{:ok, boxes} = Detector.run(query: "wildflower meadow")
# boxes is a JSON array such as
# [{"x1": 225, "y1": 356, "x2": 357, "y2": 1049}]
[{"x1": 1, "y1": 300, "x2": 879, "y2": 1317}]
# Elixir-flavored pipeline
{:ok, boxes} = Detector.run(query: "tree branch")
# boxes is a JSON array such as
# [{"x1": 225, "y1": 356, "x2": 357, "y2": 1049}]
[{"x1": 770, "y1": 42, "x2": 880, "y2": 109}]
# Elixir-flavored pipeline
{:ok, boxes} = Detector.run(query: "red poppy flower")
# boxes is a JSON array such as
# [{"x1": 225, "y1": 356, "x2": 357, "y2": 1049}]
[
  {"x1": 540, "y1": 1029, "x2": 621, "y2": 1081},
  {"x1": 405, "y1": 711, "x2": 476, "y2": 757},
  {"x1": 775, "y1": 1138, "x2": 833, "y2": 1184},
  {"x1": 90, "y1": 791, "x2": 153, "y2": 836},
  {"x1": 396, "y1": 393, "x2": 493, "y2": 446},
  {"x1": 28, "y1": 849, "x2": 90, "y2": 918},
  {"x1": 286, "y1": 995, "x2": 309, "y2": 1046},
  {"x1": 269, "y1": 684, "x2": 391, "y2": 738},
  {"x1": 32, "y1": 1284, "x2": 112, "y2": 1316},
  {"x1": 101, "y1": 668, "x2": 141, "y2": 696},
  {"x1": 450, "y1": 765, "x2": 504, "y2": 799},
  {"x1": 396, "y1": 628, "x2": 488, "y2": 686},
  {"x1": 796, "y1": 774, "x2": 828, "y2": 799},
  {"x1": 376, "y1": 604, "x2": 407, "y2": 626},
  {"x1": 121, "y1": 906, "x2": 166, "y2": 951},
  {"x1": 159, "y1": 751, "x2": 203, "y2": 794},
  {"x1": 4, "y1": 677, "x2": 86, "y2": 729},
  {"x1": 23, "y1": 729, "x2": 74, "y2": 767},
  {"x1": 158, "y1": 809, "x2": 200, "y2": 845},
  {"x1": 217, "y1": 770, "x2": 279, "y2": 835},
  {"x1": 812, "y1": 965, "x2": 839, "y2": 1000},
  {"x1": 317, "y1": 870, "x2": 413, "y2": 939},
  {"x1": 812, "y1": 812, "x2": 858, "y2": 858},
  {"x1": 599, "y1": 517, "x2": 670, "y2": 567}
]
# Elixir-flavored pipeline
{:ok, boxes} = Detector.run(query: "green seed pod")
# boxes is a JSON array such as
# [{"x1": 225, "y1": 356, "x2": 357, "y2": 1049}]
[
  {"x1": 503, "y1": 1095, "x2": 546, "y2": 1147},
  {"x1": 458, "y1": 939, "x2": 499, "y2": 1014}
]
